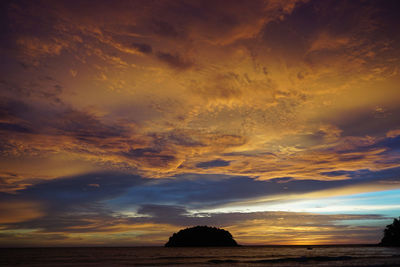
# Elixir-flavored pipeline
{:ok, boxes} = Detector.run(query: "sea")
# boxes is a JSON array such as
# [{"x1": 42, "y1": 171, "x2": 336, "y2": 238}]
[{"x1": 1, "y1": 245, "x2": 400, "y2": 266}]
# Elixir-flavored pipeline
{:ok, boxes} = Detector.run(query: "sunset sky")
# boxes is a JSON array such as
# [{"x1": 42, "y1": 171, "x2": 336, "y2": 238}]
[{"x1": 1, "y1": 0, "x2": 400, "y2": 246}]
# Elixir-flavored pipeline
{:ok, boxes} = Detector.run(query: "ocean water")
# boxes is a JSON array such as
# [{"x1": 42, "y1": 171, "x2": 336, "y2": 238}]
[{"x1": 1, "y1": 246, "x2": 400, "y2": 266}]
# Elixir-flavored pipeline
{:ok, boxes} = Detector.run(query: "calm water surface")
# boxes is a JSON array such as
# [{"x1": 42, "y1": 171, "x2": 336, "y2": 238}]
[{"x1": 1, "y1": 246, "x2": 400, "y2": 266}]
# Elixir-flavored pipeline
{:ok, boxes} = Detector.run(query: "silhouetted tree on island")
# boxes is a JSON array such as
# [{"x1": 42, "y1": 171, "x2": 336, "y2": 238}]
[
  {"x1": 380, "y1": 217, "x2": 400, "y2": 246},
  {"x1": 165, "y1": 226, "x2": 239, "y2": 247}
]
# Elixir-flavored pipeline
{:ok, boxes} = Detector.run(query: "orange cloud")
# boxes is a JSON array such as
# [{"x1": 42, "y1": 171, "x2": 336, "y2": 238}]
[{"x1": 0, "y1": 201, "x2": 43, "y2": 224}]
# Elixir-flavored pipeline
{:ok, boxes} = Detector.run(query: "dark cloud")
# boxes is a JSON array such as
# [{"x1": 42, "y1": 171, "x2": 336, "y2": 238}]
[
  {"x1": 0, "y1": 122, "x2": 32, "y2": 133},
  {"x1": 378, "y1": 135, "x2": 400, "y2": 152},
  {"x1": 156, "y1": 52, "x2": 194, "y2": 70},
  {"x1": 0, "y1": 97, "x2": 30, "y2": 120},
  {"x1": 55, "y1": 109, "x2": 127, "y2": 141},
  {"x1": 331, "y1": 107, "x2": 400, "y2": 138},
  {"x1": 0, "y1": 0, "x2": 16, "y2": 51},
  {"x1": 321, "y1": 166, "x2": 400, "y2": 182},
  {"x1": 329, "y1": 133, "x2": 400, "y2": 158},
  {"x1": 21, "y1": 172, "x2": 144, "y2": 206},
  {"x1": 144, "y1": 0, "x2": 288, "y2": 44},
  {"x1": 131, "y1": 42, "x2": 152, "y2": 54},
  {"x1": 259, "y1": 0, "x2": 400, "y2": 68},
  {"x1": 0, "y1": 97, "x2": 128, "y2": 143},
  {"x1": 196, "y1": 159, "x2": 230, "y2": 169},
  {"x1": 0, "y1": 76, "x2": 64, "y2": 105},
  {"x1": 0, "y1": 172, "x2": 146, "y2": 232},
  {"x1": 151, "y1": 20, "x2": 182, "y2": 38}
]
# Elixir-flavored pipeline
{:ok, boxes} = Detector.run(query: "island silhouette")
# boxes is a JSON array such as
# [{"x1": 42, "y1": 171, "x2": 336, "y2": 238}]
[
  {"x1": 165, "y1": 226, "x2": 239, "y2": 247},
  {"x1": 380, "y1": 217, "x2": 400, "y2": 246}
]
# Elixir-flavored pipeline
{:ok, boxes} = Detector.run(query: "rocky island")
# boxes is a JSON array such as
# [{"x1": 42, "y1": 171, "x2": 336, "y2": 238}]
[{"x1": 165, "y1": 226, "x2": 239, "y2": 247}]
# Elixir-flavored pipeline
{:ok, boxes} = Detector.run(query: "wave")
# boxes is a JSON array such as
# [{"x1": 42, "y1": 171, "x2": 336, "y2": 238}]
[
  {"x1": 208, "y1": 256, "x2": 353, "y2": 264},
  {"x1": 250, "y1": 256, "x2": 353, "y2": 263}
]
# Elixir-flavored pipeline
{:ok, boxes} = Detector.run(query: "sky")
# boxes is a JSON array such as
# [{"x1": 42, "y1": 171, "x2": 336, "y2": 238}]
[{"x1": 0, "y1": 0, "x2": 400, "y2": 246}]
